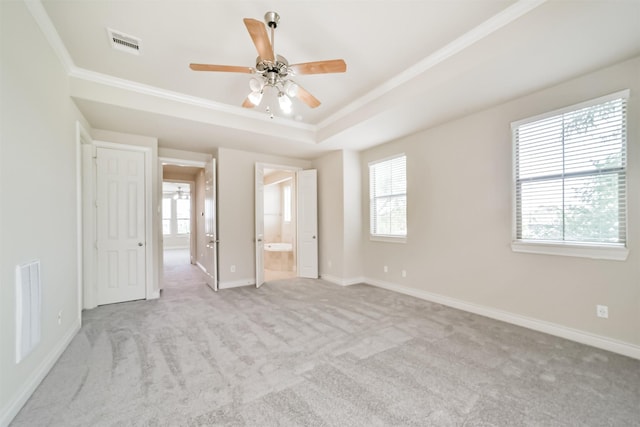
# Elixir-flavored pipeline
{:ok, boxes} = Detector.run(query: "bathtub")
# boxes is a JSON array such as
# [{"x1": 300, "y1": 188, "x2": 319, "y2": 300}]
[{"x1": 264, "y1": 242, "x2": 293, "y2": 252}]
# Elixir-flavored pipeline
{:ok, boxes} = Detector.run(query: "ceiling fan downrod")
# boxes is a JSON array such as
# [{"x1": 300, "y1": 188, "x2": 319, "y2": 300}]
[{"x1": 264, "y1": 11, "x2": 279, "y2": 58}]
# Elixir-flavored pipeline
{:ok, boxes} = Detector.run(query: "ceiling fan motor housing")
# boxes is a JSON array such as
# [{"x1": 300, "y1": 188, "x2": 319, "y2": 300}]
[{"x1": 255, "y1": 54, "x2": 289, "y2": 80}]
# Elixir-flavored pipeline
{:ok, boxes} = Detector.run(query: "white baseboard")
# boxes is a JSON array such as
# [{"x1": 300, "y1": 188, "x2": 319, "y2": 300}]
[
  {"x1": 219, "y1": 278, "x2": 255, "y2": 289},
  {"x1": 321, "y1": 274, "x2": 366, "y2": 287},
  {"x1": 365, "y1": 277, "x2": 640, "y2": 360},
  {"x1": 0, "y1": 319, "x2": 81, "y2": 427}
]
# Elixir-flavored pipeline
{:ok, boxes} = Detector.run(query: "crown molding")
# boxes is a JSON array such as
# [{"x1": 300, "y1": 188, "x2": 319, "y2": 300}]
[
  {"x1": 26, "y1": 0, "x2": 546, "y2": 146},
  {"x1": 317, "y1": 0, "x2": 547, "y2": 129},
  {"x1": 24, "y1": 0, "x2": 74, "y2": 73},
  {"x1": 24, "y1": 0, "x2": 317, "y2": 137},
  {"x1": 69, "y1": 67, "x2": 317, "y2": 133}
]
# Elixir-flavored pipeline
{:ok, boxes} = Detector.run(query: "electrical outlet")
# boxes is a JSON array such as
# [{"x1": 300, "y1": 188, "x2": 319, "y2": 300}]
[
  {"x1": 596, "y1": 305, "x2": 608, "y2": 318},
  {"x1": 230, "y1": 265, "x2": 236, "y2": 273},
  {"x1": 401, "y1": 270, "x2": 407, "y2": 278},
  {"x1": 57, "y1": 310, "x2": 62, "y2": 325},
  {"x1": 383, "y1": 265, "x2": 388, "y2": 273}
]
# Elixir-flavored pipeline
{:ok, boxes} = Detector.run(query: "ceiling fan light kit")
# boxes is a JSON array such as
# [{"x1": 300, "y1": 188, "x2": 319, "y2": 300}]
[{"x1": 190, "y1": 11, "x2": 346, "y2": 118}]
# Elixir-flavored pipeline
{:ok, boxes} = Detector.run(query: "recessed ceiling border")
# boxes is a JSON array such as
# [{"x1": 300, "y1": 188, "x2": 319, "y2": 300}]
[
  {"x1": 25, "y1": 0, "x2": 547, "y2": 146},
  {"x1": 317, "y1": 0, "x2": 547, "y2": 129}
]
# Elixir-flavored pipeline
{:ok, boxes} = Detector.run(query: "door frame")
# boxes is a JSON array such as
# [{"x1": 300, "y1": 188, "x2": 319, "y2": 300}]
[
  {"x1": 82, "y1": 140, "x2": 154, "y2": 308},
  {"x1": 76, "y1": 121, "x2": 92, "y2": 321},
  {"x1": 255, "y1": 162, "x2": 302, "y2": 287}
]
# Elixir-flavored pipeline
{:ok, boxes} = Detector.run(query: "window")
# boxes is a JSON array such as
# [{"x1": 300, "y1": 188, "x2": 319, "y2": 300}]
[
  {"x1": 176, "y1": 199, "x2": 191, "y2": 234},
  {"x1": 162, "y1": 198, "x2": 172, "y2": 235},
  {"x1": 512, "y1": 90, "x2": 628, "y2": 260},
  {"x1": 369, "y1": 154, "x2": 407, "y2": 241},
  {"x1": 283, "y1": 184, "x2": 292, "y2": 223},
  {"x1": 162, "y1": 183, "x2": 191, "y2": 237}
]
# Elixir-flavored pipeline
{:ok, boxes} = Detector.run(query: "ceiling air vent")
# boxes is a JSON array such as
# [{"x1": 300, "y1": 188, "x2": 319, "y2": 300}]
[{"x1": 107, "y1": 28, "x2": 141, "y2": 55}]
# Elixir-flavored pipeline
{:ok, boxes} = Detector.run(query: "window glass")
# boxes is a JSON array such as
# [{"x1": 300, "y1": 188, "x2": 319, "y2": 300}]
[
  {"x1": 176, "y1": 199, "x2": 190, "y2": 235},
  {"x1": 162, "y1": 198, "x2": 172, "y2": 235},
  {"x1": 514, "y1": 93, "x2": 627, "y2": 246},
  {"x1": 369, "y1": 155, "x2": 407, "y2": 239},
  {"x1": 283, "y1": 184, "x2": 291, "y2": 223}
]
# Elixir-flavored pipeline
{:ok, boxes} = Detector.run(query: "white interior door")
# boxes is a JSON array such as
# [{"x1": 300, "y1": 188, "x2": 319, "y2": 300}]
[
  {"x1": 255, "y1": 164, "x2": 265, "y2": 288},
  {"x1": 297, "y1": 169, "x2": 318, "y2": 278},
  {"x1": 96, "y1": 147, "x2": 146, "y2": 305},
  {"x1": 204, "y1": 159, "x2": 218, "y2": 291}
]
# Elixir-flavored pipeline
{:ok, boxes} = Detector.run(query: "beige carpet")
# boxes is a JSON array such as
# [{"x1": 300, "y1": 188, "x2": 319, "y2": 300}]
[{"x1": 11, "y1": 255, "x2": 640, "y2": 426}]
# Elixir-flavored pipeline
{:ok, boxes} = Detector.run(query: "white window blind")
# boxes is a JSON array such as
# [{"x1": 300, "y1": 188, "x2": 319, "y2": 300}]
[
  {"x1": 513, "y1": 92, "x2": 627, "y2": 246},
  {"x1": 370, "y1": 154, "x2": 407, "y2": 238}
]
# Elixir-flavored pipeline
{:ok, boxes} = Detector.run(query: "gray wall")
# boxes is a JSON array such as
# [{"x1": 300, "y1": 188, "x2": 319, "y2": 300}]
[
  {"x1": 217, "y1": 147, "x2": 311, "y2": 287},
  {"x1": 313, "y1": 149, "x2": 363, "y2": 284},
  {"x1": 359, "y1": 56, "x2": 640, "y2": 347}
]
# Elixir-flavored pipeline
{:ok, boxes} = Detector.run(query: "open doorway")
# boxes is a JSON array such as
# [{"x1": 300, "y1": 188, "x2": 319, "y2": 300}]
[
  {"x1": 161, "y1": 163, "x2": 204, "y2": 272},
  {"x1": 162, "y1": 181, "x2": 192, "y2": 268},
  {"x1": 263, "y1": 168, "x2": 297, "y2": 282},
  {"x1": 255, "y1": 164, "x2": 317, "y2": 287}
]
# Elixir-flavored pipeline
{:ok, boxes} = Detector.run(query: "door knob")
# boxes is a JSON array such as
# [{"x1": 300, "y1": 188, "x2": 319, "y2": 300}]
[
  {"x1": 312, "y1": 236, "x2": 316, "y2": 239},
  {"x1": 138, "y1": 242, "x2": 143, "y2": 247}
]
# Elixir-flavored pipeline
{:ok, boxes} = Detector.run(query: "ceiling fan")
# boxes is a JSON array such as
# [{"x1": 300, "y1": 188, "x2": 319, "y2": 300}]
[{"x1": 189, "y1": 11, "x2": 346, "y2": 116}]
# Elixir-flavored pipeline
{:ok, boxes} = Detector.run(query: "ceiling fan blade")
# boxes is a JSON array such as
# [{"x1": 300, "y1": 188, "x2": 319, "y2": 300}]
[
  {"x1": 243, "y1": 18, "x2": 274, "y2": 62},
  {"x1": 190, "y1": 63, "x2": 254, "y2": 74},
  {"x1": 295, "y1": 85, "x2": 321, "y2": 108},
  {"x1": 289, "y1": 59, "x2": 346, "y2": 75},
  {"x1": 242, "y1": 98, "x2": 255, "y2": 108}
]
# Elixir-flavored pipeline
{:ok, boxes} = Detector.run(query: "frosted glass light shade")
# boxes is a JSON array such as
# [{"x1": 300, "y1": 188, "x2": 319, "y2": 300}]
[
  {"x1": 249, "y1": 77, "x2": 264, "y2": 92},
  {"x1": 283, "y1": 80, "x2": 299, "y2": 97},
  {"x1": 248, "y1": 90, "x2": 263, "y2": 106},
  {"x1": 278, "y1": 92, "x2": 292, "y2": 113}
]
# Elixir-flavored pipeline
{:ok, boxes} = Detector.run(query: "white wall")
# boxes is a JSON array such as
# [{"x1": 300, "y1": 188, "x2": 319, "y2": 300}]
[
  {"x1": 360, "y1": 56, "x2": 640, "y2": 350},
  {"x1": 0, "y1": 2, "x2": 89, "y2": 424},
  {"x1": 217, "y1": 147, "x2": 311, "y2": 287},
  {"x1": 158, "y1": 147, "x2": 213, "y2": 164}
]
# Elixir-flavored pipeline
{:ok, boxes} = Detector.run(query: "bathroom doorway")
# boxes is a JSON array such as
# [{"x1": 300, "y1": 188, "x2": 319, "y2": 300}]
[{"x1": 263, "y1": 167, "x2": 297, "y2": 282}]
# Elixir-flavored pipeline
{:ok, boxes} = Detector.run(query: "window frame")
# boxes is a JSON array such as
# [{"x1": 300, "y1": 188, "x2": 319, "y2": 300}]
[
  {"x1": 511, "y1": 90, "x2": 629, "y2": 261},
  {"x1": 283, "y1": 183, "x2": 292, "y2": 224},
  {"x1": 369, "y1": 153, "x2": 407, "y2": 243},
  {"x1": 162, "y1": 193, "x2": 192, "y2": 237}
]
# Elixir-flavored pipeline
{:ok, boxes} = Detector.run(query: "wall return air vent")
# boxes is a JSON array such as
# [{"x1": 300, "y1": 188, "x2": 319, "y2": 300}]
[{"x1": 107, "y1": 28, "x2": 141, "y2": 55}]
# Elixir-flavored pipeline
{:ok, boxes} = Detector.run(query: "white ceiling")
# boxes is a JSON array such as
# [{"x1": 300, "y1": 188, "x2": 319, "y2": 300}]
[{"x1": 34, "y1": 0, "x2": 640, "y2": 159}]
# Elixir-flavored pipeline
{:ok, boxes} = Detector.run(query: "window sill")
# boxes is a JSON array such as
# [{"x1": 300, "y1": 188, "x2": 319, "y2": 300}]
[
  {"x1": 511, "y1": 240, "x2": 629, "y2": 261},
  {"x1": 370, "y1": 235, "x2": 407, "y2": 244}
]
